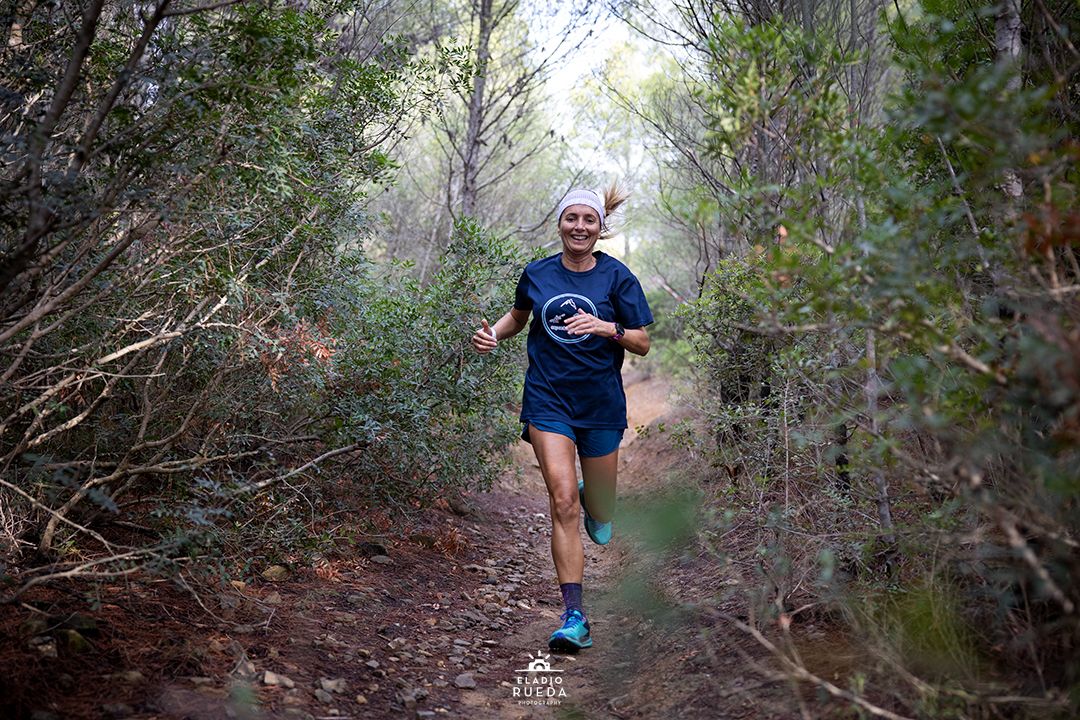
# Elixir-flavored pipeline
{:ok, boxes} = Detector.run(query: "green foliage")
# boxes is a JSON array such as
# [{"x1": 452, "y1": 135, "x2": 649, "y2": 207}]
[
  {"x1": 323, "y1": 219, "x2": 525, "y2": 502},
  {"x1": 639, "y1": 289, "x2": 693, "y2": 377},
  {"x1": 660, "y1": 2, "x2": 1080, "y2": 715},
  {"x1": 680, "y1": 257, "x2": 779, "y2": 404},
  {"x1": 883, "y1": 579, "x2": 984, "y2": 682},
  {"x1": 0, "y1": 0, "x2": 522, "y2": 596}
]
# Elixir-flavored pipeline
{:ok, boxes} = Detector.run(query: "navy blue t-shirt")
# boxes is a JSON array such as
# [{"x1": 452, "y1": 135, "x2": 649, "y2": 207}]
[{"x1": 514, "y1": 252, "x2": 654, "y2": 429}]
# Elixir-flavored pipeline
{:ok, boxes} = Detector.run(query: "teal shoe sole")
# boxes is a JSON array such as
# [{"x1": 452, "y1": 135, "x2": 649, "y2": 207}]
[
  {"x1": 579, "y1": 479, "x2": 612, "y2": 545},
  {"x1": 548, "y1": 633, "x2": 594, "y2": 651}
]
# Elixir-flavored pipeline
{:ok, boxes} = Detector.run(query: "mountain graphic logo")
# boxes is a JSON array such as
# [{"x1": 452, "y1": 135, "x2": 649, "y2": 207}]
[{"x1": 542, "y1": 293, "x2": 597, "y2": 344}]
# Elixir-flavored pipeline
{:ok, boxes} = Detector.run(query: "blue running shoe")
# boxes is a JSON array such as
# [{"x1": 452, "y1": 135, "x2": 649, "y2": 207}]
[
  {"x1": 579, "y1": 479, "x2": 612, "y2": 545},
  {"x1": 548, "y1": 609, "x2": 592, "y2": 651}
]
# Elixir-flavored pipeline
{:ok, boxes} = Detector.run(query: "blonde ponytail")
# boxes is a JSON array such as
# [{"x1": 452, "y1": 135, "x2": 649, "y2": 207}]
[{"x1": 600, "y1": 182, "x2": 630, "y2": 239}]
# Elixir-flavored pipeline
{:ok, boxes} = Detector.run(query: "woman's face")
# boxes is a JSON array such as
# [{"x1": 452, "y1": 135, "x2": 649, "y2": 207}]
[{"x1": 559, "y1": 204, "x2": 601, "y2": 256}]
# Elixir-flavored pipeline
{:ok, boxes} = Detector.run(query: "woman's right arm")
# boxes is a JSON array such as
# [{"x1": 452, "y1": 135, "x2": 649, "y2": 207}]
[{"x1": 471, "y1": 307, "x2": 530, "y2": 354}]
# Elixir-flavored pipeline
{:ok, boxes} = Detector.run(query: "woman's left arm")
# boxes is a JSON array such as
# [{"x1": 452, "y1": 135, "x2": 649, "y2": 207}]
[
  {"x1": 617, "y1": 327, "x2": 650, "y2": 357},
  {"x1": 563, "y1": 310, "x2": 651, "y2": 356}
]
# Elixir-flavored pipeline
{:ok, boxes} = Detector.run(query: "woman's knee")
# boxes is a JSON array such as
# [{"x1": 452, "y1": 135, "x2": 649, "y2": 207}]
[{"x1": 549, "y1": 489, "x2": 580, "y2": 524}]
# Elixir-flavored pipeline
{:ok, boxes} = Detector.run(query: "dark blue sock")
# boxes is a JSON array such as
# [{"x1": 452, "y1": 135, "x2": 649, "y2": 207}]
[{"x1": 560, "y1": 583, "x2": 583, "y2": 614}]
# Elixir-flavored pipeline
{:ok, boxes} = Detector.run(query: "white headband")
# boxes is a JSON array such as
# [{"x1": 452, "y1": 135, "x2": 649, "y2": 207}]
[{"x1": 556, "y1": 189, "x2": 605, "y2": 228}]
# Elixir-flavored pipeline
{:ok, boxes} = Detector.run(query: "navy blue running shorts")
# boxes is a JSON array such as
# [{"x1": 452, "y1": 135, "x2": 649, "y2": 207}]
[{"x1": 521, "y1": 421, "x2": 624, "y2": 457}]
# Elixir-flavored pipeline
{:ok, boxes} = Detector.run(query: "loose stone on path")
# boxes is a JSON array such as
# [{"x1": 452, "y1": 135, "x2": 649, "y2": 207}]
[
  {"x1": 453, "y1": 673, "x2": 477, "y2": 689},
  {"x1": 319, "y1": 677, "x2": 348, "y2": 693},
  {"x1": 262, "y1": 670, "x2": 295, "y2": 688}
]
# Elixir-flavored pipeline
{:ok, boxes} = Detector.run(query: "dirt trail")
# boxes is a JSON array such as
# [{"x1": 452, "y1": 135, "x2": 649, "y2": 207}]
[
  {"x1": 465, "y1": 369, "x2": 681, "y2": 719},
  {"x1": 3, "y1": 371, "x2": 809, "y2": 720},
  {"x1": 455, "y1": 371, "x2": 800, "y2": 720}
]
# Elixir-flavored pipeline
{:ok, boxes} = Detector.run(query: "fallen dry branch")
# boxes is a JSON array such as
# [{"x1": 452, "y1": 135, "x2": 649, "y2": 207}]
[
  {"x1": 728, "y1": 615, "x2": 915, "y2": 720},
  {"x1": 2, "y1": 545, "x2": 178, "y2": 603},
  {"x1": 229, "y1": 442, "x2": 363, "y2": 496}
]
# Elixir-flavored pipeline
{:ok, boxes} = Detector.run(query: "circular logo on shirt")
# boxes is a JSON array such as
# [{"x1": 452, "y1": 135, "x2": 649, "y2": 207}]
[{"x1": 541, "y1": 293, "x2": 598, "y2": 344}]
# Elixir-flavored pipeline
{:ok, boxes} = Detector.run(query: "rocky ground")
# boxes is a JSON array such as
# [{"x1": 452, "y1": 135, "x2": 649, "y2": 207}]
[{"x1": 1, "y1": 373, "x2": 838, "y2": 720}]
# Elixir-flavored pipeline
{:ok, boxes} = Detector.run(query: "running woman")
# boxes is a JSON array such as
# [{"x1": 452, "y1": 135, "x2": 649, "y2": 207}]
[{"x1": 471, "y1": 185, "x2": 653, "y2": 651}]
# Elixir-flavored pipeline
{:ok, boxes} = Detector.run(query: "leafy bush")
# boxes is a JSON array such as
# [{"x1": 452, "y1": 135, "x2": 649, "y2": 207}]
[
  {"x1": 662, "y1": 3, "x2": 1080, "y2": 715},
  {"x1": 0, "y1": 0, "x2": 511, "y2": 597},
  {"x1": 638, "y1": 289, "x2": 692, "y2": 378},
  {"x1": 322, "y1": 218, "x2": 525, "y2": 504}
]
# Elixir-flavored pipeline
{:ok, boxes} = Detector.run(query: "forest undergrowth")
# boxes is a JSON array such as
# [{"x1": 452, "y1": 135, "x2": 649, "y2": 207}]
[
  {"x1": 2, "y1": 0, "x2": 1079, "y2": 718},
  {"x1": 635, "y1": 2, "x2": 1080, "y2": 717},
  {"x1": 0, "y1": 0, "x2": 526, "y2": 631}
]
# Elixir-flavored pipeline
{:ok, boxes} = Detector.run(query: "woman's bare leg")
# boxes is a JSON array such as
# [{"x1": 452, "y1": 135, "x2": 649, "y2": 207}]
[
  {"x1": 580, "y1": 450, "x2": 618, "y2": 522},
  {"x1": 528, "y1": 425, "x2": 583, "y2": 583}
]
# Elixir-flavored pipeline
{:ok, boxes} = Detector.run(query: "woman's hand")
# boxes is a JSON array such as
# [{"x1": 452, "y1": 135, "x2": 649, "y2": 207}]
[
  {"x1": 563, "y1": 308, "x2": 616, "y2": 338},
  {"x1": 564, "y1": 309, "x2": 650, "y2": 355},
  {"x1": 471, "y1": 318, "x2": 498, "y2": 353}
]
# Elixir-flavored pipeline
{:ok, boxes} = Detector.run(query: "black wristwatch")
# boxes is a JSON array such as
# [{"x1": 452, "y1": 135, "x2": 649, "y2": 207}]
[{"x1": 610, "y1": 322, "x2": 625, "y2": 342}]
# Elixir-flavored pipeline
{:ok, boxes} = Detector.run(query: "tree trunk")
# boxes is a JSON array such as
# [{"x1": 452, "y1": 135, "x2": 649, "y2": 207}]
[
  {"x1": 3, "y1": 0, "x2": 106, "y2": 297},
  {"x1": 800, "y1": 0, "x2": 814, "y2": 35},
  {"x1": 460, "y1": 0, "x2": 494, "y2": 218},
  {"x1": 857, "y1": 196, "x2": 897, "y2": 553},
  {"x1": 996, "y1": 0, "x2": 1023, "y2": 204},
  {"x1": 865, "y1": 328, "x2": 896, "y2": 548}
]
